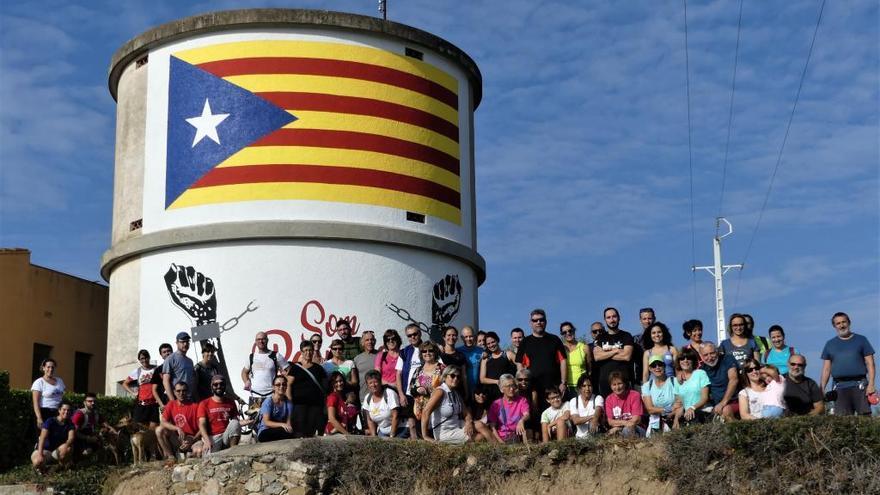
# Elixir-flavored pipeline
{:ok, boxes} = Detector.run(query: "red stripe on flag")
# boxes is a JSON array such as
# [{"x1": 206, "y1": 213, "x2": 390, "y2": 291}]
[
  {"x1": 191, "y1": 164, "x2": 461, "y2": 208},
  {"x1": 259, "y1": 92, "x2": 459, "y2": 143},
  {"x1": 198, "y1": 57, "x2": 458, "y2": 109},
  {"x1": 252, "y1": 129, "x2": 460, "y2": 176}
]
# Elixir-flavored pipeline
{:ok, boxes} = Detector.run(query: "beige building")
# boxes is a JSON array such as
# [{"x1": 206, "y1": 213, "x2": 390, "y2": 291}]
[{"x1": 0, "y1": 248, "x2": 108, "y2": 392}]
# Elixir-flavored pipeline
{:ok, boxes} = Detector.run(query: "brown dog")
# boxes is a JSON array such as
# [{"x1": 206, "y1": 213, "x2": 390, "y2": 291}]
[
  {"x1": 130, "y1": 424, "x2": 160, "y2": 464},
  {"x1": 115, "y1": 417, "x2": 160, "y2": 464}
]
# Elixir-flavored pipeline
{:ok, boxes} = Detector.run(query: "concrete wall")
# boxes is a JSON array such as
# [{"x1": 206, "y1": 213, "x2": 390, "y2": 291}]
[{"x1": 0, "y1": 249, "x2": 108, "y2": 391}]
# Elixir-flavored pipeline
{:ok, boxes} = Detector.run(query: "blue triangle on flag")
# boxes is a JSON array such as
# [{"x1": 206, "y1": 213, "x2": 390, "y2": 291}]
[{"x1": 165, "y1": 56, "x2": 297, "y2": 208}]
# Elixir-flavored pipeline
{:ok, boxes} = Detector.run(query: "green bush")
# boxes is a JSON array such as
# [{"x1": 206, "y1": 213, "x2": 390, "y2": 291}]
[
  {"x1": 658, "y1": 416, "x2": 880, "y2": 495},
  {"x1": 0, "y1": 370, "x2": 135, "y2": 472}
]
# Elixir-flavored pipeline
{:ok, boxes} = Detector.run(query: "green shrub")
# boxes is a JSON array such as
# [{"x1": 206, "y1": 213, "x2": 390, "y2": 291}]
[
  {"x1": 0, "y1": 370, "x2": 135, "y2": 472},
  {"x1": 0, "y1": 462, "x2": 127, "y2": 495},
  {"x1": 658, "y1": 416, "x2": 880, "y2": 495}
]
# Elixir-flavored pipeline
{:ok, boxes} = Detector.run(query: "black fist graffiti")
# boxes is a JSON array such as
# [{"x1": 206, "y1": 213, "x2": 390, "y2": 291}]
[
  {"x1": 164, "y1": 264, "x2": 217, "y2": 325},
  {"x1": 432, "y1": 274, "x2": 462, "y2": 327}
]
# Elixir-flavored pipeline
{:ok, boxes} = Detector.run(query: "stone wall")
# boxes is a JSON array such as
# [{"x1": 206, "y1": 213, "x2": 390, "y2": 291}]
[{"x1": 113, "y1": 440, "x2": 330, "y2": 495}]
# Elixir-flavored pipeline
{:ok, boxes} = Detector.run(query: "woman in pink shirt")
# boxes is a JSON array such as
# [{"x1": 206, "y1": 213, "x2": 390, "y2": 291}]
[
  {"x1": 604, "y1": 371, "x2": 645, "y2": 438},
  {"x1": 487, "y1": 374, "x2": 531, "y2": 444}
]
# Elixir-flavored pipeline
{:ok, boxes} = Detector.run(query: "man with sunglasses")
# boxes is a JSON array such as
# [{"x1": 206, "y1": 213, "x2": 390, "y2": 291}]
[
  {"x1": 782, "y1": 356, "x2": 824, "y2": 416},
  {"x1": 515, "y1": 309, "x2": 567, "y2": 405},
  {"x1": 241, "y1": 331, "x2": 289, "y2": 406},
  {"x1": 397, "y1": 324, "x2": 427, "y2": 437},
  {"x1": 195, "y1": 375, "x2": 240, "y2": 456},
  {"x1": 156, "y1": 381, "x2": 199, "y2": 461}
]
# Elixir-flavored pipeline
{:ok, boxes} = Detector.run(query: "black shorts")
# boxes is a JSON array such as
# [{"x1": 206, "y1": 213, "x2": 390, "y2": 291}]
[
  {"x1": 133, "y1": 403, "x2": 160, "y2": 424},
  {"x1": 835, "y1": 385, "x2": 871, "y2": 416}
]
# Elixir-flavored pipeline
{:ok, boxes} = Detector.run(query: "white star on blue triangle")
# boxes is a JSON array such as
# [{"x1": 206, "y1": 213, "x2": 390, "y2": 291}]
[{"x1": 165, "y1": 56, "x2": 296, "y2": 208}]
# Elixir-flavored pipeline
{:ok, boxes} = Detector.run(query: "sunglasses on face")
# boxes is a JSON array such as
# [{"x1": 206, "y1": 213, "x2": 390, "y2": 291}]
[
  {"x1": 531, "y1": 318, "x2": 546, "y2": 323},
  {"x1": 560, "y1": 330, "x2": 574, "y2": 335},
  {"x1": 746, "y1": 367, "x2": 760, "y2": 373},
  {"x1": 406, "y1": 333, "x2": 420, "y2": 339},
  {"x1": 650, "y1": 363, "x2": 664, "y2": 368},
  {"x1": 788, "y1": 362, "x2": 805, "y2": 367},
  {"x1": 447, "y1": 373, "x2": 459, "y2": 378},
  {"x1": 331, "y1": 347, "x2": 343, "y2": 351}
]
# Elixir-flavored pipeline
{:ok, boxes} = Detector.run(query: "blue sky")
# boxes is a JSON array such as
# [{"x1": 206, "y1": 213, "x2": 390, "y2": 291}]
[{"x1": 1, "y1": 0, "x2": 877, "y2": 381}]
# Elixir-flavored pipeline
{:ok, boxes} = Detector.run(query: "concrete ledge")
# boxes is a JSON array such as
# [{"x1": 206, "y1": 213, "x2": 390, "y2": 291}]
[
  {"x1": 109, "y1": 8, "x2": 482, "y2": 106},
  {"x1": 101, "y1": 221, "x2": 486, "y2": 284}
]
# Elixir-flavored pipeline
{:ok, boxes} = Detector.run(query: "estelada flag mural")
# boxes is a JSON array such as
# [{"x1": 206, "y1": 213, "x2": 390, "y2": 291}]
[{"x1": 165, "y1": 41, "x2": 462, "y2": 224}]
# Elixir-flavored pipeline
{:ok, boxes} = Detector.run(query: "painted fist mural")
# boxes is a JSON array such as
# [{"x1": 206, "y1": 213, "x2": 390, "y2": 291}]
[
  {"x1": 432, "y1": 274, "x2": 462, "y2": 327},
  {"x1": 164, "y1": 264, "x2": 217, "y2": 325}
]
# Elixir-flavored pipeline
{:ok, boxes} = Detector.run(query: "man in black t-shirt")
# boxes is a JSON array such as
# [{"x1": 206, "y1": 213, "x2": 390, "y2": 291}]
[
  {"x1": 783, "y1": 355, "x2": 824, "y2": 416},
  {"x1": 593, "y1": 307, "x2": 635, "y2": 397},
  {"x1": 152, "y1": 343, "x2": 174, "y2": 405},
  {"x1": 515, "y1": 309, "x2": 567, "y2": 396}
]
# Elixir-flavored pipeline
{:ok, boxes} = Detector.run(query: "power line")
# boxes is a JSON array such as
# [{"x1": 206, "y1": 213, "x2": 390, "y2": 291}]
[
  {"x1": 682, "y1": 0, "x2": 698, "y2": 314},
  {"x1": 718, "y1": 0, "x2": 744, "y2": 220},
  {"x1": 732, "y1": 0, "x2": 827, "y2": 311}
]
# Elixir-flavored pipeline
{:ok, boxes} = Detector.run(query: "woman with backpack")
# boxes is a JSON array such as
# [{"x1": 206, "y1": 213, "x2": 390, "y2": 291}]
[{"x1": 362, "y1": 370, "x2": 407, "y2": 438}]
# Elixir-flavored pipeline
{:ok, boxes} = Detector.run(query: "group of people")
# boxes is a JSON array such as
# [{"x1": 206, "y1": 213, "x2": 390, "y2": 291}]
[{"x1": 29, "y1": 308, "x2": 875, "y2": 468}]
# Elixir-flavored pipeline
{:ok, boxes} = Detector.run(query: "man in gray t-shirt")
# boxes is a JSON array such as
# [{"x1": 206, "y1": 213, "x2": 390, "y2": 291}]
[
  {"x1": 352, "y1": 331, "x2": 377, "y2": 401},
  {"x1": 163, "y1": 332, "x2": 197, "y2": 398}
]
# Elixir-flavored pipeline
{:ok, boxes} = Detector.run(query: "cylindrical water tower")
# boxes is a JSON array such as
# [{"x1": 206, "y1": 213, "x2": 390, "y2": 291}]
[{"x1": 101, "y1": 9, "x2": 484, "y2": 396}]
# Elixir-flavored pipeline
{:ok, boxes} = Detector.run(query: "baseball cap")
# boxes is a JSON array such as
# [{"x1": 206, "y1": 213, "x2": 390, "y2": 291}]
[
  {"x1": 176, "y1": 331, "x2": 191, "y2": 342},
  {"x1": 648, "y1": 355, "x2": 664, "y2": 366},
  {"x1": 211, "y1": 374, "x2": 226, "y2": 384}
]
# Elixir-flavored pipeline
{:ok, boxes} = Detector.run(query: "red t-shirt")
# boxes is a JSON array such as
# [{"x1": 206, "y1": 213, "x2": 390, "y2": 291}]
[
  {"x1": 197, "y1": 397, "x2": 239, "y2": 436},
  {"x1": 71, "y1": 409, "x2": 100, "y2": 432},
  {"x1": 162, "y1": 400, "x2": 199, "y2": 436},
  {"x1": 604, "y1": 389, "x2": 644, "y2": 421},
  {"x1": 325, "y1": 392, "x2": 356, "y2": 434}
]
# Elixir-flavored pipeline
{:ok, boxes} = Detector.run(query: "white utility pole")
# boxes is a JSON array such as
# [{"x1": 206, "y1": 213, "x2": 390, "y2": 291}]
[{"x1": 692, "y1": 217, "x2": 743, "y2": 343}]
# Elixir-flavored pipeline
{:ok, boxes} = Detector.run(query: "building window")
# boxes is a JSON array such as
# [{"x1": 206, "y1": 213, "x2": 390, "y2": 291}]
[
  {"x1": 74, "y1": 352, "x2": 92, "y2": 393},
  {"x1": 32, "y1": 343, "x2": 53, "y2": 381}
]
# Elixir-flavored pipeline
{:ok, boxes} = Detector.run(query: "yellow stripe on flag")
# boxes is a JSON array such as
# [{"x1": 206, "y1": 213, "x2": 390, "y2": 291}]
[
  {"x1": 173, "y1": 40, "x2": 459, "y2": 94},
  {"x1": 282, "y1": 111, "x2": 459, "y2": 159},
  {"x1": 170, "y1": 183, "x2": 462, "y2": 224},
  {"x1": 226, "y1": 74, "x2": 458, "y2": 125},
  {"x1": 216, "y1": 146, "x2": 461, "y2": 192}
]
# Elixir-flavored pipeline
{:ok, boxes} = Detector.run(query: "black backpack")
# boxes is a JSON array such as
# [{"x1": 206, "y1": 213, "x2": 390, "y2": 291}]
[{"x1": 248, "y1": 350, "x2": 279, "y2": 378}]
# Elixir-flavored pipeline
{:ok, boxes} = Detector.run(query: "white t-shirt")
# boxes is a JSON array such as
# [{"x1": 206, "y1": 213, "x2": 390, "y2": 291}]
[
  {"x1": 739, "y1": 380, "x2": 787, "y2": 418},
  {"x1": 540, "y1": 404, "x2": 569, "y2": 424},
  {"x1": 31, "y1": 377, "x2": 66, "y2": 409},
  {"x1": 245, "y1": 351, "x2": 289, "y2": 395},
  {"x1": 362, "y1": 388, "x2": 400, "y2": 435},
  {"x1": 568, "y1": 394, "x2": 604, "y2": 438}
]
